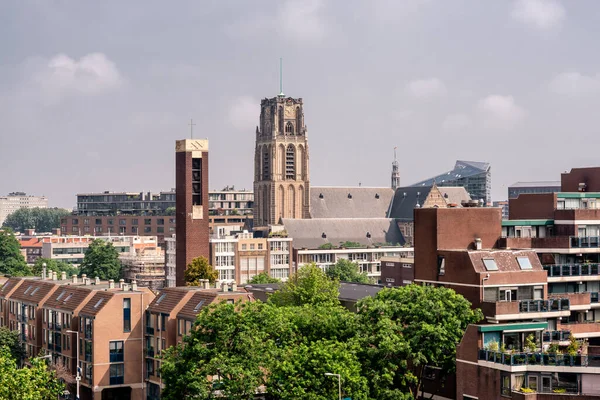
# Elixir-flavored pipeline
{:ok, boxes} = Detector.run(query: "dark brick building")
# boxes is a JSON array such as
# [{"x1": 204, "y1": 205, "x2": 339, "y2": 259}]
[{"x1": 175, "y1": 139, "x2": 210, "y2": 287}]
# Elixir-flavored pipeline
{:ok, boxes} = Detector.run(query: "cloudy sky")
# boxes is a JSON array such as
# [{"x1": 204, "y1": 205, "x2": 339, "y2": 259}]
[{"x1": 1, "y1": 0, "x2": 599, "y2": 208}]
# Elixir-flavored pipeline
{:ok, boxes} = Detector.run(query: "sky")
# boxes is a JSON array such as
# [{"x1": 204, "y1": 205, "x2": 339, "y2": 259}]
[{"x1": 2, "y1": 0, "x2": 600, "y2": 208}]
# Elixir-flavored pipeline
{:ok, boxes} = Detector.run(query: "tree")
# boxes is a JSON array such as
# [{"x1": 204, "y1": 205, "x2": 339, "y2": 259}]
[
  {"x1": 0, "y1": 327, "x2": 25, "y2": 363},
  {"x1": 32, "y1": 258, "x2": 78, "y2": 277},
  {"x1": 0, "y1": 347, "x2": 64, "y2": 399},
  {"x1": 269, "y1": 263, "x2": 340, "y2": 307},
  {"x1": 0, "y1": 230, "x2": 31, "y2": 276},
  {"x1": 2, "y1": 208, "x2": 70, "y2": 233},
  {"x1": 79, "y1": 239, "x2": 121, "y2": 280},
  {"x1": 325, "y1": 259, "x2": 370, "y2": 284},
  {"x1": 248, "y1": 272, "x2": 280, "y2": 284},
  {"x1": 357, "y1": 285, "x2": 483, "y2": 398},
  {"x1": 165, "y1": 207, "x2": 176, "y2": 216},
  {"x1": 184, "y1": 256, "x2": 218, "y2": 286}
]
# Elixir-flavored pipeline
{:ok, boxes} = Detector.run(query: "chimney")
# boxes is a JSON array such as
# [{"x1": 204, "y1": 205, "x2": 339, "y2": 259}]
[
  {"x1": 119, "y1": 279, "x2": 125, "y2": 289},
  {"x1": 122, "y1": 283, "x2": 130, "y2": 291},
  {"x1": 221, "y1": 282, "x2": 229, "y2": 293},
  {"x1": 131, "y1": 280, "x2": 138, "y2": 291},
  {"x1": 52, "y1": 271, "x2": 58, "y2": 281},
  {"x1": 41, "y1": 267, "x2": 46, "y2": 280},
  {"x1": 81, "y1": 274, "x2": 87, "y2": 281},
  {"x1": 61, "y1": 271, "x2": 66, "y2": 280},
  {"x1": 203, "y1": 280, "x2": 210, "y2": 290},
  {"x1": 109, "y1": 279, "x2": 115, "y2": 289},
  {"x1": 474, "y1": 238, "x2": 482, "y2": 250},
  {"x1": 232, "y1": 282, "x2": 238, "y2": 292},
  {"x1": 84, "y1": 277, "x2": 90, "y2": 286},
  {"x1": 72, "y1": 275, "x2": 78, "y2": 284},
  {"x1": 95, "y1": 277, "x2": 100, "y2": 285}
]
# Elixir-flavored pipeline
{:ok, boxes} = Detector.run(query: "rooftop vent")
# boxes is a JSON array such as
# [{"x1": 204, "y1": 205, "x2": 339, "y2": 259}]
[
  {"x1": 348, "y1": 193, "x2": 353, "y2": 199},
  {"x1": 375, "y1": 193, "x2": 380, "y2": 199},
  {"x1": 322, "y1": 232, "x2": 327, "y2": 239},
  {"x1": 319, "y1": 193, "x2": 324, "y2": 199},
  {"x1": 444, "y1": 193, "x2": 449, "y2": 198},
  {"x1": 366, "y1": 232, "x2": 371, "y2": 238}
]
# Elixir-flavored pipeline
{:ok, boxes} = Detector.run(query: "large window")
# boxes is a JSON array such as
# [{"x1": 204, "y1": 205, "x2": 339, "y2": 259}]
[
  {"x1": 109, "y1": 364, "x2": 124, "y2": 385},
  {"x1": 109, "y1": 341, "x2": 124, "y2": 363},
  {"x1": 123, "y1": 298, "x2": 131, "y2": 332}
]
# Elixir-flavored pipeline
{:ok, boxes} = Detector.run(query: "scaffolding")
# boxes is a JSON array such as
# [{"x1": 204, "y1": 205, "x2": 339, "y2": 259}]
[{"x1": 120, "y1": 254, "x2": 166, "y2": 290}]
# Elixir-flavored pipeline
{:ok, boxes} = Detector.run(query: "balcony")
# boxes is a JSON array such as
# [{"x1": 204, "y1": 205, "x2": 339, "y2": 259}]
[
  {"x1": 109, "y1": 353, "x2": 124, "y2": 363},
  {"x1": 549, "y1": 292, "x2": 592, "y2": 308},
  {"x1": 478, "y1": 349, "x2": 600, "y2": 367},
  {"x1": 559, "y1": 321, "x2": 600, "y2": 338},
  {"x1": 571, "y1": 236, "x2": 600, "y2": 248},
  {"x1": 542, "y1": 330, "x2": 571, "y2": 342},
  {"x1": 145, "y1": 326, "x2": 154, "y2": 335},
  {"x1": 483, "y1": 299, "x2": 570, "y2": 321},
  {"x1": 544, "y1": 264, "x2": 600, "y2": 278}
]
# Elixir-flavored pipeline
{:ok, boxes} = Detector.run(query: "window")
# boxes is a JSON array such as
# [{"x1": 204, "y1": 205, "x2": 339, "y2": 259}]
[
  {"x1": 157, "y1": 227, "x2": 164, "y2": 233},
  {"x1": 285, "y1": 121, "x2": 294, "y2": 134},
  {"x1": 517, "y1": 256, "x2": 533, "y2": 270},
  {"x1": 144, "y1": 219, "x2": 152, "y2": 225},
  {"x1": 258, "y1": 243, "x2": 263, "y2": 250},
  {"x1": 119, "y1": 219, "x2": 126, "y2": 226},
  {"x1": 286, "y1": 144, "x2": 295, "y2": 180},
  {"x1": 108, "y1": 219, "x2": 114, "y2": 225},
  {"x1": 109, "y1": 341, "x2": 124, "y2": 362},
  {"x1": 144, "y1": 227, "x2": 152, "y2": 233},
  {"x1": 131, "y1": 227, "x2": 138, "y2": 234},
  {"x1": 160, "y1": 314, "x2": 167, "y2": 331},
  {"x1": 157, "y1": 219, "x2": 164, "y2": 225},
  {"x1": 146, "y1": 359, "x2": 154, "y2": 377},
  {"x1": 250, "y1": 244, "x2": 255, "y2": 250},
  {"x1": 109, "y1": 364, "x2": 124, "y2": 385},
  {"x1": 483, "y1": 258, "x2": 498, "y2": 271},
  {"x1": 241, "y1": 244, "x2": 247, "y2": 250},
  {"x1": 501, "y1": 373, "x2": 511, "y2": 396},
  {"x1": 95, "y1": 219, "x2": 102, "y2": 225},
  {"x1": 132, "y1": 219, "x2": 138, "y2": 225},
  {"x1": 123, "y1": 298, "x2": 131, "y2": 332}
]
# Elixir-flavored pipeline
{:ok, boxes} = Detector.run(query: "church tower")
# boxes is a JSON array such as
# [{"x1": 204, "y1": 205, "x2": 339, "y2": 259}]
[
  {"x1": 253, "y1": 94, "x2": 310, "y2": 226},
  {"x1": 391, "y1": 146, "x2": 400, "y2": 190}
]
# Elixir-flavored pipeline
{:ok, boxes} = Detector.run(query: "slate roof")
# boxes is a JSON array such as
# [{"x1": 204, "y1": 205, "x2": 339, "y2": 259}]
[
  {"x1": 467, "y1": 250, "x2": 542, "y2": 273},
  {"x1": 11, "y1": 280, "x2": 56, "y2": 305},
  {"x1": 310, "y1": 187, "x2": 394, "y2": 219},
  {"x1": 440, "y1": 187, "x2": 471, "y2": 205},
  {"x1": 147, "y1": 287, "x2": 191, "y2": 315},
  {"x1": 282, "y1": 218, "x2": 404, "y2": 249},
  {"x1": 79, "y1": 291, "x2": 114, "y2": 317},
  {"x1": 339, "y1": 282, "x2": 383, "y2": 302},
  {"x1": 43, "y1": 286, "x2": 93, "y2": 313},
  {"x1": 410, "y1": 160, "x2": 490, "y2": 187},
  {"x1": 387, "y1": 186, "x2": 434, "y2": 220}
]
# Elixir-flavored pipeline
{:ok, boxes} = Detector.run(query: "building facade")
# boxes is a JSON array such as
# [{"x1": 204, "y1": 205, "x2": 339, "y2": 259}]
[
  {"x1": 253, "y1": 95, "x2": 310, "y2": 227},
  {"x1": 75, "y1": 191, "x2": 175, "y2": 215},
  {"x1": 0, "y1": 192, "x2": 48, "y2": 226},
  {"x1": 508, "y1": 181, "x2": 561, "y2": 200},
  {"x1": 175, "y1": 139, "x2": 210, "y2": 287}
]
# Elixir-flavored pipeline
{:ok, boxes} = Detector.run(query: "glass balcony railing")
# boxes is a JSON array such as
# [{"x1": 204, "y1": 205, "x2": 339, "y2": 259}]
[
  {"x1": 109, "y1": 353, "x2": 124, "y2": 363},
  {"x1": 544, "y1": 264, "x2": 600, "y2": 277},
  {"x1": 110, "y1": 376, "x2": 124, "y2": 385},
  {"x1": 542, "y1": 330, "x2": 571, "y2": 342},
  {"x1": 518, "y1": 299, "x2": 570, "y2": 313},
  {"x1": 478, "y1": 349, "x2": 600, "y2": 367},
  {"x1": 145, "y1": 326, "x2": 154, "y2": 335},
  {"x1": 571, "y1": 237, "x2": 600, "y2": 248}
]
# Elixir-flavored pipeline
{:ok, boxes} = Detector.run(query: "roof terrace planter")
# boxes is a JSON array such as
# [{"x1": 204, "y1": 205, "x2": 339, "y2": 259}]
[{"x1": 478, "y1": 349, "x2": 590, "y2": 367}]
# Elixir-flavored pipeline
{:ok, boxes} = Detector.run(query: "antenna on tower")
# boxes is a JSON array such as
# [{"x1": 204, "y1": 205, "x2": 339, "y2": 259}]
[
  {"x1": 278, "y1": 57, "x2": 284, "y2": 97},
  {"x1": 394, "y1": 146, "x2": 397, "y2": 161}
]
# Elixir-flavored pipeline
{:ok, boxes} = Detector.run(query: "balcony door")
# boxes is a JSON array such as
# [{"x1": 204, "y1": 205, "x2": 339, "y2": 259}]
[
  {"x1": 528, "y1": 376, "x2": 538, "y2": 391},
  {"x1": 541, "y1": 375, "x2": 551, "y2": 392}
]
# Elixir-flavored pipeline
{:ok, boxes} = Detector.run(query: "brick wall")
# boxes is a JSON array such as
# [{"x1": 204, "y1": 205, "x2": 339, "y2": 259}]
[
  {"x1": 562, "y1": 167, "x2": 600, "y2": 192},
  {"x1": 509, "y1": 193, "x2": 557, "y2": 220}
]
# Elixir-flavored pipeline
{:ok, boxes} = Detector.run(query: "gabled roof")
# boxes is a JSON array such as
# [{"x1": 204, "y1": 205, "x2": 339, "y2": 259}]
[
  {"x1": 0, "y1": 278, "x2": 23, "y2": 298},
  {"x1": 10, "y1": 280, "x2": 56, "y2": 305},
  {"x1": 439, "y1": 187, "x2": 471, "y2": 205},
  {"x1": 177, "y1": 291, "x2": 218, "y2": 320},
  {"x1": 387, "y1": 186, "x2": 434, "y2": 220},
  {"x1": 147, "y1": 287, "x2": 190, "y2": 315},
  {"x1": 310, "y1": 187, "x2": 394, "y2": 219},
  {"x1": 410, "y1": 160, "x2": 490, "y2": 188},
  {"x1": 282, "y1": 218, "x2": 404, "y2": 249},
  {"x1": 80, "y1": 291, "x2": 114, "y2": 317},
  {"x1": 467, "y1": 250, "x2": 542, "y2": 273},
  {"x1": 43, "y1": 286, "x2": 92, "y2": 313}
]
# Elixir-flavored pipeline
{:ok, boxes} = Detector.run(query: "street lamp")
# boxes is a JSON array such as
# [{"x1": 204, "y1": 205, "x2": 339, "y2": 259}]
[
  {"x1": 66, "y1": 330, "x2": 80, "y2": 400},
  {"x1": 324, "y1": 372, "x2": 341, "y2": 400}
]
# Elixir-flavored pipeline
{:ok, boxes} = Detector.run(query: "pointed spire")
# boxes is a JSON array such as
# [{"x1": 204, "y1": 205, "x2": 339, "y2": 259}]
[{"x1": 278, "y1": 58, "x2": 285, "y2": 97}]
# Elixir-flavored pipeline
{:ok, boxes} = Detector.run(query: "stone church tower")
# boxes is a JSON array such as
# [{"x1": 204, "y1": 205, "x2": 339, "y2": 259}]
[{"x1": 253, "y1": 95, "x2": 310, "y2": 226}]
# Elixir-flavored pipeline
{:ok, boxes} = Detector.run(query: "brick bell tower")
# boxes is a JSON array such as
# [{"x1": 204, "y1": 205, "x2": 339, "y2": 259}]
[
  {"x1": 253, "y1": 93, "x2": 311, "y2": 227},
  {"x1": 175, "y1": 139, "x2": 210, "y2": 286}
]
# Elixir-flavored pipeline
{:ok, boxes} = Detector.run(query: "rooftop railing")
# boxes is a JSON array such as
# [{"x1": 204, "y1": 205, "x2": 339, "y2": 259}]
[
  {"x1": 478, "y1": 349, "x2": 600, "y2": 367},
  {"x1": 571, "y1": 237, "x2": 600, "y2": 248}
]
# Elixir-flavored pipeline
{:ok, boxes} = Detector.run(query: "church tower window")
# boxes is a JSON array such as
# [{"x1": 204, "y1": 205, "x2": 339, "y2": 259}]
[
  {"x1": 285, "y1": 145, "x2": 295, "y2": 180},
  {"x1": 285, "y1": 122, "x2": 294, "y2": 134}
]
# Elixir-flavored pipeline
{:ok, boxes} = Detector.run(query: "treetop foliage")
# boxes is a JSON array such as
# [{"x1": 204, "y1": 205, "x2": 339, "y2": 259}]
[
  {"x1": 0, "y1": 230, "x2": 31, "y2": 277},
  {"x1": 78, "y1": 239, "x2": 121, "y2": 280},
  {"x1": 2, "y1": 208, "x2": 70, "y2": 233},
  {"x1": 184, "y1": 256, "x2": 218, "y2": 285}
]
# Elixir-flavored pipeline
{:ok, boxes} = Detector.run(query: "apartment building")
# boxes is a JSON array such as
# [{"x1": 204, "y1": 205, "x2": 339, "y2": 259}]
[
  {"x1": 379, "y1": 256, "x2": 415, "y2": 287},
  {"x1": 18, "y1": 237, "x2": 43, "y2": 264},
  {"x1": 0, "y1": 192, "x2": 48, "y2": 226},
  {"x1": 144, "y1": 284, "x2": 253, "y2": 400},
  {"x1": 210, "y1": 230, "x2": 293, "y2": 284},
  {"x1": 76, "y1": 191, "x2": 176, "y2": 216}
]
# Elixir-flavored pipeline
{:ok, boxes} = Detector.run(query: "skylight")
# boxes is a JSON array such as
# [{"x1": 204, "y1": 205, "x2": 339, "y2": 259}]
[
  {"x1": 482, "y1": 259, "x2": 498, "y2": 271},
  {"x1": 156, "y1": 293, "x2": 167, "y2": 305},
  {"x1": 30, "y1": 287, "x2": 40, "y2": 296},
  {"x1": 517, "y1": 257, "x2": 533, "y2": 270},
  {"x1": 56, "y1": 291, "x2": 66, "y2": 301},
  {"x1": 193, "y1": 300, "x2": 205, "y2": 312},
  {"x1": 93, "y1": 298, "x2": 104, "y2": 309},
  {"x1": 24, "y1": 286, "x2": 33, "y2": 295},
  {"x1": 2, "y1": 282, "x2": 11, "y2": 292},
  {"x1": 64, "y1": 294, "x2": 73, "y2": 302}
]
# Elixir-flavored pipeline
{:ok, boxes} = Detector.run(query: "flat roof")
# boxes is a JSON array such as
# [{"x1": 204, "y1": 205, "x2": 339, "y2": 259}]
[{"x1": 509, "y1": 181, "x2": 561, "y2": 188}]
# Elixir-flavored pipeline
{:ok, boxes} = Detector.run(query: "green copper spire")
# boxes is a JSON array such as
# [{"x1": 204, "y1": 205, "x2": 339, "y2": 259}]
[{"x1": 278, "y1": 57, "x2": 284, "y2": 97}]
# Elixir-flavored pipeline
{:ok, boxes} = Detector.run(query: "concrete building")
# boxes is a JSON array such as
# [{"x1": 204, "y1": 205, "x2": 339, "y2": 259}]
[
  {"x1": 209, "y1": 186, "x2": 253, "y2": 216},
  {"x1": 508, "y1": 181, "x2": 561, "y2": 200},
  {"x1": 164, "y1": 235, "x2": 176, "y2": 288},
  {"x1": 75, "y1": 191, "x2": 175, "y2": 216},
  {"x1": 253, "y1": 95, "x2": 310, "y2": 227},
  {"x1": 175, "y1": 139, "x2": 210, "y2": 287},
  {"x1": 0, "y1": 192, "x2": 48, "y2": 226},
  {"x1": 493, "y1": 200, "x2": 510, "y2": 219},
  {"x1": 410, "y1": 160, "x2": 491, "y2": 204}
]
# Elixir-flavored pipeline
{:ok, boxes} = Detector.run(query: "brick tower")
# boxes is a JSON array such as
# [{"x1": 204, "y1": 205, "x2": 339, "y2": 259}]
[
  {"x1": 175, "y1": 139, "x2": 210, "y2": 286},
  {"x1": 253, "y1": 95, "x2": 310, "y2": 226}
]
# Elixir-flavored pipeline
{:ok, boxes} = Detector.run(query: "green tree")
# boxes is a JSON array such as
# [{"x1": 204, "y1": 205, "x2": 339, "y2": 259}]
[
  {"x1": 32, "y1": 258, "x2": 78, "y2": 277},
  {"x1": 325, "y1": 259, "x2": 370, "y2": 284},
  {"x1": 2, "y1": 208, "x2": 70, "y2": 233},
  {"x1": 184, "y1": 256, "x2": 218, "y2": 286},
  {"x1": 248, "y1": 272, "x2": 280, "y2": 284},
  {"x1": 269, "y1": 263, "x2": 340, "y2": 307},
  {"x1": 357, "y1": 285, "x2": 483, "y2": 398},
  {"x1": 0, "y1": 230, "x2": 31, "y2": 276},
  {"x1": 79, "y1": 239, "x2": 121, "y2": 280},
  {"x1": 0, "y1": 327, "x2": 25, "y2": 363},
  {"x1": 165, "y1": 207, "x2": 176, "y2": 216},
  {"x1": 0, "y1": 347, "x2": 64, "y2": 399}
]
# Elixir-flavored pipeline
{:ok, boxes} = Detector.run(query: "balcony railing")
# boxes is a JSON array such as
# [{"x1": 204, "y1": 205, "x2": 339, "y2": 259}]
[
  {"x1": 84, "y1": 328, "x2": 92, "y2": 339},
  {"x1": 544, "y1": 264, "x2": 600, "y2": 277},
  {"x1": 146, "y1": 347, "x2": 155, "y2": 358},
  {"x1": 518, "y1": 299, "x2": 570, "y2": 313},
  {"x1": 571, "y1": 236, "x2": 600, "y2": 248},
  {"x1": 145, "y1": 326, "x2": 154, "y2": 335},
  {"x1": 542, "y1": 330, "x2": 571, "y2": 342},
  {"x1": 478, "y1": 349, "x2": 600, "y2": 367}
]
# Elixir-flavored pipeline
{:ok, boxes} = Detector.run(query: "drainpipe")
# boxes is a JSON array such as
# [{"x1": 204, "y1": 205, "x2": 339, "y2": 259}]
[{"x1": 481, "y1": 273, "x2": 490, "y2": 304}]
